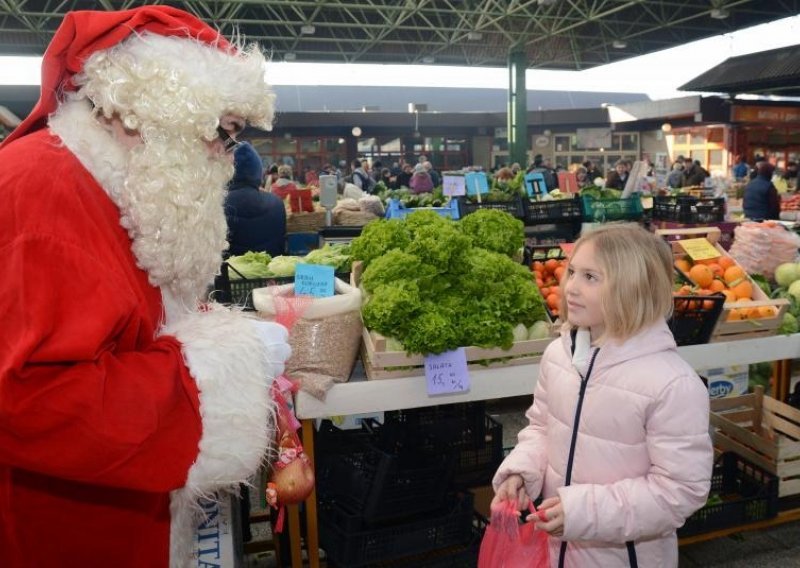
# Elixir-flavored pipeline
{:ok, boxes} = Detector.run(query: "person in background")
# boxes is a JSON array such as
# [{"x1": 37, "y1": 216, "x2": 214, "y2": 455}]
[
  {"x1": 750, "y1": 155, "x2": 766, "y2": 180},
  {"x1": 225, "y1": 142, "x2": 286, "y2": 257},
  {"x1": 409, "y1": 163, "x2": 434, "y2": 193},
  {"x1": 423, "y1": 160, "x2": 441, "y2": 188},
  {"x1": 263, "y1": 163, "x2": 279, "y2": 188},
  {"x1": 683, "y1": 160, "x2": 709, "y2": 187},
  {"x1": 667, "y1": 162, "x2": 685, "y2": 188},
  {"x1": 396, "y1": 162, "x2": 414, "y2": 189},
  {"x1": 785, "y1": 161, "x2": 798, "y2": 187},
  {"x1": 272, "y1": 164, "x2": 313, "y2": 213},
  {"x1": 0, "y1": 7, "x2": 291, "y2": 566},
  {"x1": 304, "y1": 166, "x2": 319, "y2": 187},
  {"x1": 371, "y1": 159, "x2": 383, "y2": 182},
  {"x1": 378, "y1": 167, "x2": 393, "y2": 188},
  {"x1": 773, "y1": 168, "x2": 790, "y2": 194},
  {"x1": 732, "y1": 155, "x2": 749, "y2": 180},
  {"x1": 575, "y1": 166, "x2": 593, "y2": 189},
  {"x1": 583, "y1": 159, "x2": 602, "y2": 182},
  {"x1": 605, "y1": 159, "x2": 629, "y2": 190},
  {"x1": 492, "y1": 224, "x2": 712, "y2": 567},
  {"x1": 743, "y1": 161, "x2": 780, "y2": 221},
  {"x1": 351, "y1": 158, "x2": 375, "y2": 193}
]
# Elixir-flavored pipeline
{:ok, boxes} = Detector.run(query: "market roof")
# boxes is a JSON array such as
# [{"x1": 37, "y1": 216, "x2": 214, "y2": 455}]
[
  {"x1": 0, "y1": 1, "x2": 798, "y2": 70},
  {"x1": 679, "y1": 44, "x2": 800, "y2": 97}
]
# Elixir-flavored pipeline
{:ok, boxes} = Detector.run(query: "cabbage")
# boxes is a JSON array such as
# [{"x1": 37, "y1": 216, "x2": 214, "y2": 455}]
[
  {"x1": 267, "y1": 255, "x2": 303, "y2": 277},
  {"x1": 512, "y1": 323, "x2": 529, "y2": 342},
  {"x1": 527, "y1": 320, "x2": 551, "y2": 340},
  {"x1": 788, "y1": 280, "x2": 800, "y2": 304},
  {"x1": 226, "y1": 251, "x2": 272, "y2": 280},
  {"x1": 775, "y1": 262, "x2": 800, "y2": 288}
]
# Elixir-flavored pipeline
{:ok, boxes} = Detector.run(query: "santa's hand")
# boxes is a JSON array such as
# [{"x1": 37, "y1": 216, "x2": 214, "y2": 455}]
[
  {"x1": 250, "y1": 320, "x2": 292, "y2": 377},
  {"x1": 529, "y1": 496, "x2": 564, "y2": 537}
]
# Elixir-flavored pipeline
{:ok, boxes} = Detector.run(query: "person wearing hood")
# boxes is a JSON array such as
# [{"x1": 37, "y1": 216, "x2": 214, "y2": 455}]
[
  {"x1": 492, "y1": 224, "x2": 712, "y2": 568},
  {"x1": 225, "y1": 142, "x2": 286, "y2": 257},
  {"x1": 409, "y1": 162, "x2": 434, "y2": 193},
  {"x1": 743, "y1": 161, "x2": 780, "y2": 221}
]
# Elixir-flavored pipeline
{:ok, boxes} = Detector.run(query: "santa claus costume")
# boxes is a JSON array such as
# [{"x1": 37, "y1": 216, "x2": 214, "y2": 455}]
[{"x1": 0, "y1": 7, "x2": 290, "y2": 567}]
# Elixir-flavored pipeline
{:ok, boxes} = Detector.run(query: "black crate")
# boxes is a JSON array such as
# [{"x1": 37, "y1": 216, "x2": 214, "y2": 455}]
[
  {"x1": 522, "y1": 196, "x2": 583, "y2": 225},
  {"x1": 320, "y1": 493, "x2": 475, "y2": 567},
  {"x1": 653, "y1": 195, "x2": 725, "y2": 224},
  {"x1": 371, "y1": 514, "x2": 486, "y2": 568},
  {"x1": 668, "y1": 293, "x2": 725, "y2": 346},
  {"x1": 384, "y1": 405, "x2": 503, "y2": 487},
  {"x1": 678, "y1": 452, "x2": 779, "y2": 538},
  {"x1": 212, "y1": 262, "x2": 349, "y2": 310},
  {"x1": 316, "y1": 419, "x2": 456, "y2": 525},
  {"x1": 456, "y1": 195, "x2": 525, "y2": 219},
  {"x1": 523, "y1": 244, "x2": 570, "y2": 266}
]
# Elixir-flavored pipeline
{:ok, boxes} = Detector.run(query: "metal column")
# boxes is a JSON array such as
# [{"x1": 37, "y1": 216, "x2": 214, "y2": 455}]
[{"x1": 507, "y1": 49, "x2": 528, "y2": 168}]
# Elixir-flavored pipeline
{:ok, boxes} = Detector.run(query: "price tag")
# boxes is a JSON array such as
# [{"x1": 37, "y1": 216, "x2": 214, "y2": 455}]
[
  {"x1": 465, "y1": 172, "x2": 489, "y2": 196},
  {"x1": 424, "y1": 348, "x2": 470, "y2": 395},
  {"x1": 442, "y1": 175, "x2": 466, "y2": 196},
  {"x1": 677, "y1": 238, "x2": 721, "y2": 261},
  {"x1": 294, "y1": 263, "x2": 335, "y2": 297}
]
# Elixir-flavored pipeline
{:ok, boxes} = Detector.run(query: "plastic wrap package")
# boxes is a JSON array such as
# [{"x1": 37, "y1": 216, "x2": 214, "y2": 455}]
[
  {"x1": 332, "y1": 196, "x2": 381, "y2": 226},
  {"x1": 252, "y1": 278, "x2": 363, "y2": 399},
  {"x1": 728, "y1": 222, "x2": 800, "y2": 280}
]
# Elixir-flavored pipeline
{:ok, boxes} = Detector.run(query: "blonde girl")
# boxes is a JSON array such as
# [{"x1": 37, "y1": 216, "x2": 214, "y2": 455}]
[{"x1": 492, "y1": 224, "x2": 713, "y2": 567}]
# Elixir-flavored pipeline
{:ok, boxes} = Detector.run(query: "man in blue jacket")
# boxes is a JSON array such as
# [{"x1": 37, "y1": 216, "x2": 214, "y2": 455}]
[{"x1": 225, "y1": 142, "x2": 287, "y2": 256}]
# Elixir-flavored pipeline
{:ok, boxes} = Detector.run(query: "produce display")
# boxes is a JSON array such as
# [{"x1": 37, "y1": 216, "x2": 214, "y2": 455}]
[
  {"x1": 226, "y1": 243, "x2": 352, "y2": 279},
  {"x1": 350, "y1": 209, "x2": 547, "y2": 355}
]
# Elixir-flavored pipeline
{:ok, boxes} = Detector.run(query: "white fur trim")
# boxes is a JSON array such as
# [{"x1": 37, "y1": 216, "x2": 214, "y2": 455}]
[{"x1": 161, "y1": 304, "x2": 288, "y2": 567}]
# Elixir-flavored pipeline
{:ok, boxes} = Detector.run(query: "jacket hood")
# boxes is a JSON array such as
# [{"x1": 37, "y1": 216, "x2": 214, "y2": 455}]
[
  {"x1": 559, "y1": 319, "x2": 677, "y2": 373},
  {"x1": 272, "y1": 178, "x2": 294, "y2": 187},
  {"x1": 231, "y1": 142, "x2": 263, "y2": 187}
]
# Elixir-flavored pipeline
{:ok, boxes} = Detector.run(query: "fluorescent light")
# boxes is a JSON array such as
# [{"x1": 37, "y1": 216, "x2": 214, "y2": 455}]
[
  {"x1": 467, "y1": 31, "x2": 483, "y2": 41},
  {"x1": 612, "y1": 40, "x2": 627, "y2": 49},
  {"x1": 284, "y1": 52, "x2": 296, "y2": 61},
  {"x1": 421, "y1": 56, "x2": 435, "y2": 64},
  {"x1": 710, "y1": 8, "x2": 729, "y2": 19},
  {"x1": 300, "y1": 24, "x2": 315, "y2": 35}
]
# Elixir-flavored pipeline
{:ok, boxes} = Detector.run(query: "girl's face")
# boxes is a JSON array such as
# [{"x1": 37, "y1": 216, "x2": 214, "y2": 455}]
[{"x1": 564, "y1": 241, "x2": 606, "y2": 339}]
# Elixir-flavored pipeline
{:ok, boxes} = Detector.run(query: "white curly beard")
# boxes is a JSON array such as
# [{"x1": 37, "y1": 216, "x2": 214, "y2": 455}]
[{"x1": 49, "y1": 99, "x2": 231, "y2": 307}]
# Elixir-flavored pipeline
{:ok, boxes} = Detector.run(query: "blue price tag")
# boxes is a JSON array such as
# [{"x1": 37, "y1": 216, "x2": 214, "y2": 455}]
[
  {"x1": 464, "y1": 172, "x2": 489, "y2": 196},
  {"x1": 424, "y1": 348, "x2": 470, "y2": 395},
  {"x1": 294, "y1": 264, "x2": 335, "y2": 297}
]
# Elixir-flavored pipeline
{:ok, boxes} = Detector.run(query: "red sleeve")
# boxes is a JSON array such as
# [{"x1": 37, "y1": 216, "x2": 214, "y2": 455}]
[{"x1": 0, "y1": 234, "x2": 201, "y2": 493}]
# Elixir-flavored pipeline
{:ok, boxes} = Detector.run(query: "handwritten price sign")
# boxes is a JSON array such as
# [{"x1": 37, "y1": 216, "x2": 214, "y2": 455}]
[
  {"x1": 294, "y1": 264, "x2": 335, "y2": 297},
  {"x1": 424, "y1": 348, "x2": 470, "y2": 395}
]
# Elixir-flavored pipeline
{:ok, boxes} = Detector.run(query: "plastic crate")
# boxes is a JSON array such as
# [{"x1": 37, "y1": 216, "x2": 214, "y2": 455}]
[
  {"x1": 372, "y1": 514, "x2": 486, "y2": 568},
  {"x1": 581, "y1": 192, "x2": 643, "y2": 222},
  {"x1": 456, "y1": 195, "x2": 525, "y2": 219},
  {"x1": 523, "y1": 244, "x2": 569, "y2": 266},
  {"x1": 668, "y1": 292, "x2": 726, "y2": 346},
  {"x1": 316, "y1": 419, "x2": 456, "y2": 525},
  {"x1": 384, "y1": 404, "x2": 503, "y2": 487},
  {"x1": 286, "y1": 232, "x2": 319, "y2": 255},
  {"x1": 678, "y1": 452, "x2": 779, "y2": 538},
  {"x1": 212, "y1": 262, "x2": 350, "y2": 310},
  {"x1": 384, "y1": 198, "x2": 460, "y2": 220},
  {"x1": 320, "y1": 493, "x2": 474, "y2": 567},
  {"x1": 522, "y1": 196, "x2": 583, "y2": 225},
  {"x1": 653, "y1": 195, "x2": 725, "y2": 224}
]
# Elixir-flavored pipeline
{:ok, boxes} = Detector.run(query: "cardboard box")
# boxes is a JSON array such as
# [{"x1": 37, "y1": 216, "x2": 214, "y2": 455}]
[{"x1": 702, "y1": 365, "x2": 749, "y2": 399}]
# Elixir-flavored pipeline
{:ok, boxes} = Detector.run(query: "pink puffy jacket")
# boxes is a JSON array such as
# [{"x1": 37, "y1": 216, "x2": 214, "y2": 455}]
[{"x1": 493, "y1": 320, "x2": 713, "y2": 567}]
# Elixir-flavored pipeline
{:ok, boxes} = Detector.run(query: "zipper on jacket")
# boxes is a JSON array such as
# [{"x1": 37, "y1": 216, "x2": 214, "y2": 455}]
[{"x1": 556, "y1": 346, "x2": 638, "y2": 568}]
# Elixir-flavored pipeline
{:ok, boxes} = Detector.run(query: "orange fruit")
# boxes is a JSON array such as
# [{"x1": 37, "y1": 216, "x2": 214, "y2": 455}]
[
  {"x1": 546, "y1": 293, "x2": 560, "y2": 310},
  {"x1": 707, "y1": 263, "x2": 723, "y2": 278},
  {"x1": 718, "y1": 256, "x2": 735, "y2": 270},
  {"x1": 540, "y1": 286, "x2": 551, "y2": 297},
  {"x1": 730, "y1": 280, "x2": 753, "y2": 300},
  {"x1": 535, "y1": 277, "x2": 544, "y2": 288},
  {"x1": 554, "y1": 266, "x2": 565, "y2": 282},
  {"x1": 723, "y1": 266, "x2": 746, "y2": 285},
  {"x1": 758, "y1": 306, "x2": 778, "y2": 318},
  {"x1": 721, "y1": 290, "x2": 737, "y2": 304},
  {"x1": 727, "y1": 309, "x2": 743, "y2": 321},
  {"x1": 532, "y1": 261, "x2": 544, "y2": 272},
  {"x1": 709, "y1": 279, "x2": 726, "y2": 292},
  {"x1": 544, "y1": 259, "x2": 559, "y2": 272},
  {"x1": 675, "y1": 259, "x2": 692, "y2": 273},
  {"x1": 688, "y1": 264, "x2": 714, "y2": 288}
]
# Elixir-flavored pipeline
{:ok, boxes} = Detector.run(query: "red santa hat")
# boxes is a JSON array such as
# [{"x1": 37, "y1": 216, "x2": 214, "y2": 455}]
[{"x1": 1, "y1": 6, "x2": 230, "y2": 148}]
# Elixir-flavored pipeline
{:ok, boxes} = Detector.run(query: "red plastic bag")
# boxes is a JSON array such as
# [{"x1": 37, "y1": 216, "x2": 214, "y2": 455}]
[{"x1": 478, "y1": 500, "x2": 550, "y2": 568}]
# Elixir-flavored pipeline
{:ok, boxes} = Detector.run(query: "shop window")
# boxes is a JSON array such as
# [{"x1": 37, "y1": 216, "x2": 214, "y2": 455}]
[
  {"x1": 709, "y1": 149, "x2": 723, "y2": 168},
  {"x1": 620, "y1": 134, "x2": 638, "y2": 151},
  {"x1": 674, "y1": 133, "x2": 689, "y2": 145},
  {"x1": 690, "y1": 150, "x2": 705, "y2": 166},
  {"x1": 554, "y1": 135, "x2": 571, "y2": 152},
  {"x1": 690, "y1": 132, "x2": 705, "y2": 145},
  {"x1": 707, "y1": 128, "x2": 724, "y2": 144},
  {"x1": 301, "y1": 139, "x2": 321, "y2": 153}
]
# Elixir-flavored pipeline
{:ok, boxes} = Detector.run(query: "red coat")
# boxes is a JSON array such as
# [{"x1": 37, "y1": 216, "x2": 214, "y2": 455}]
[{"x1": 0, "y1": 129, "x2": 283, "y2": 567}]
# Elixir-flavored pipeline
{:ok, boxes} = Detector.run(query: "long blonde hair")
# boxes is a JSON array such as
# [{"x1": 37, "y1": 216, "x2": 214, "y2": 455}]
[{"x1": 559, "y1": 224, "x2": 674, "y2": 342}]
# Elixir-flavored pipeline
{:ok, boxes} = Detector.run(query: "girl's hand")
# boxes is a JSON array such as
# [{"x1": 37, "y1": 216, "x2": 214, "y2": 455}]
[
  {"x1": 491, "y1": 474, "x2": 530, "y2": 511},
  {"x1": 530, "y1": 496, "x2": 565, "y2": 537}
]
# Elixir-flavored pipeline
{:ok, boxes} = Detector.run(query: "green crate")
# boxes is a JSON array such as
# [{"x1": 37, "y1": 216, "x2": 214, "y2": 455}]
[{"x1": 581, "y1": 192, "x2": 643, "y2": 222}]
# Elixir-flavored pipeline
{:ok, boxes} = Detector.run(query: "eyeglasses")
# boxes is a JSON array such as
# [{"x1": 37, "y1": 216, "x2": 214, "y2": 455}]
[{"x1": 217, "y1": 125, "x2": 240, "y2": 153}]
